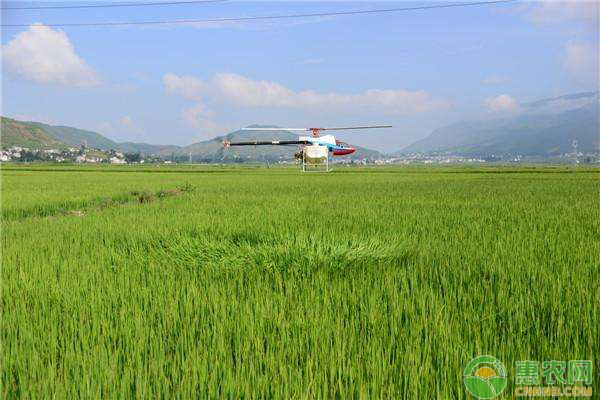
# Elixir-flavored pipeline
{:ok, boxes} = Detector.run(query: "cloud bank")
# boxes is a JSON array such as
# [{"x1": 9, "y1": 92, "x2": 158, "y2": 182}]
[
  {"x1": 2, "y1": 24, "x2": 100, "y2": 88},
  {"x1": 164, "y1": 72, "x2": 447, "y2": 116}
]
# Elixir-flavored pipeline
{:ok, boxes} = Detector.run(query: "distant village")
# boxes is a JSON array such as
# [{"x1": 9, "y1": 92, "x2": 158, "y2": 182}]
[
  {"x1": 1, "y1": 144, "x2": 597, "y2": 165},
  {"x1": 0, "y1": 145, "x2": 161, "y2": 164},
  {"x1": 388, "y1": 151, "x2": 599, "y2": 165}
]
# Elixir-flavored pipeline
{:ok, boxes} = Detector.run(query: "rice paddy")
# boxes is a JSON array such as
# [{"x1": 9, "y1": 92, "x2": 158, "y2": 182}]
[{"x1": 2, "y1": 164, "x2": 599, "y2": 398}]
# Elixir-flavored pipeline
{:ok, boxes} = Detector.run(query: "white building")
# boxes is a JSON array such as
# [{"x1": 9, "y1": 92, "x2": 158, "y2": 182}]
[{"x1": 110, "y1": 157, "x2": 126, "y2": 164}]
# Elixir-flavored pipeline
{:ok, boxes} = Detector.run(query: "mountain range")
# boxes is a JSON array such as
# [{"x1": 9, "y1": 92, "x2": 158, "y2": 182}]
[
  {"x1": 400, "y1": 92, "x2": 599, "y2": 155},
  {"x1": 2, "y1": 92, "x2": 598, "y2": 160},
  {"x1": 0, "y1": 119, "x2": 380, "y2": 161},
  {"x1": 28, "y1": 120, "x2": 180, "y2": 155},
  {"x1": 2, "y1": 117, "x2": 68, "y2": 150}
]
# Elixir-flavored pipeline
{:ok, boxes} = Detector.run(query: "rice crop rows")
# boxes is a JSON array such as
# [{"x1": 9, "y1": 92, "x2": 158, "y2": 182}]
[{"x1": 2, "y1": 165, "x2": 599, "y2": 398}]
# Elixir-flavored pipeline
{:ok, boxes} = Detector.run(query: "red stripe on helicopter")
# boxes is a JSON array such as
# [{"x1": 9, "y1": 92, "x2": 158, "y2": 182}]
[{"x1": 332, "y1": 148, "x2": 356, "y2": 156}]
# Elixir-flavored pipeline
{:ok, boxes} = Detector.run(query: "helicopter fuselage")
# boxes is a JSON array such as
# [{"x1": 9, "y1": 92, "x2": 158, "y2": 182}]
[{"x1": 299, "y1": 135, "x2": 356, "y2": 156}]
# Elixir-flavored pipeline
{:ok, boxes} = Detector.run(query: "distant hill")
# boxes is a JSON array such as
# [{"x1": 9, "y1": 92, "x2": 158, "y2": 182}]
[
  {"x1": 167, "y1": 126, "x2": 297, "y2": 162},
  {"x1": 1, "y1": 117, "x2": 68, "y2": 150},
  {"x1": 31, "y1": 122, "x2": 181, "y2": 154},
  {"x1": 400, "y1": 92, "x2": 599, "y2": 156},
  {"x1": 30, "y1": 122, "x2": 119, "y2": 150},
  {"x1": 2, "y1": 117, "x2": 179, "y2": 154},
  {"x1": 166, "y1": 125, "x2": 381, "y2": 162},
  {"x1": 1, "y1": 118, "x2": 379, "y2": 161}
]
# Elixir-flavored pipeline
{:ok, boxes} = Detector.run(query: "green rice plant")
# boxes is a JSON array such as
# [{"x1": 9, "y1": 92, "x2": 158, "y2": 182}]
[{"x1": 1, "y1": 165, "x2": 598, "y2": 398}]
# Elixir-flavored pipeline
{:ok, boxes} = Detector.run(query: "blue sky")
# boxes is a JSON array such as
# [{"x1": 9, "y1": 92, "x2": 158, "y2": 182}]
[{"x1": 2, "y1": 1, "x2": 598, "y2": 151}]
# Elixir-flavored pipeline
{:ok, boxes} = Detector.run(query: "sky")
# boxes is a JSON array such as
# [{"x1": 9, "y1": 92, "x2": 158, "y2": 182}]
[{"x1": 2, "y1": 0, "x2": 599, "y2": 151}]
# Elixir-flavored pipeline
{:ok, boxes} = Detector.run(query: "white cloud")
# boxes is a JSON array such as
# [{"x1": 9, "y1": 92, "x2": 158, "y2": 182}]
[
  {"x1": 164, "y1": 72, "x2": 447, "y2": 116},
  {"x1": 562, "y1": 41, "x2": 599, "y2": 83},
  {"x1": 513, "y1": 2, "x2": 598, "y2": 84},
  {"x1": 163, "y1": 73, "x2": 206, "y2": 100},
  {"x1": 214, "y1": 72, "x2": 297, "y2": 107},
  {"x1": 182, "y1": 104, "x2": 229, "y2": 139},
  {"x1": 2, "y1": 23, "x2": 100, "y2": 88},
  {"x1": 522, "y1": 1, "x2": 599, "y2": 27},
  {"x1": 482, "y1": 75, "x2": 510, "y2": 85},
  {"x1": 485, "y1": 95, "x2": 518, "y2": 112}
]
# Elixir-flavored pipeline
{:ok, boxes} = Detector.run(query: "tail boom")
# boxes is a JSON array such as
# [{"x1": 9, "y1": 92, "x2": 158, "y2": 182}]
[{"x1": 223, "y1": 140, "x2": 309, "y2": 147}]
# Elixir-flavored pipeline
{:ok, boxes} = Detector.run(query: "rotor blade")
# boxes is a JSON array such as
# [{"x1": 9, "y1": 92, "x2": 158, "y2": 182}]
[
  {"x1": 226, "y1": 140, "x2": 310, "y2": 146},
  {"x1": 241, "y1": 128, "x2": 308, "y2": 131},
  {"x1": 321, "y1": 125, "x2": 392, "y2": 131}
]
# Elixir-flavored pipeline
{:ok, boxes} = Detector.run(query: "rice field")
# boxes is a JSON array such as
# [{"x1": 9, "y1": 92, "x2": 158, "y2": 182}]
[{"x1": 2, "y1": 164, "x2": 599, "y2": 398}]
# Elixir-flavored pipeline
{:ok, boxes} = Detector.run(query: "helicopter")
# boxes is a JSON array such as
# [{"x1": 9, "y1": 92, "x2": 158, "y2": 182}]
[{"x1": 222, "y1": 125, "x2": 392, "y2": 159}]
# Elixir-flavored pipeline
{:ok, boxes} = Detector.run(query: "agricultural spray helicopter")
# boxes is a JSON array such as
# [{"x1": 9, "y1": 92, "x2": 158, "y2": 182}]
[{"x1": 223, "y1": 125, "x2": 392, "y2": 171}]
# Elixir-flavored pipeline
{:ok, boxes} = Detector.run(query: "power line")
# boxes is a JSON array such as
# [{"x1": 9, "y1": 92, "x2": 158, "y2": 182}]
[
  {"x1": 1, "y1": 0, "x2": 516, "y2": 28},
  {"x1": 2, "y1": 0, "x2": 226, "y2": 10}
]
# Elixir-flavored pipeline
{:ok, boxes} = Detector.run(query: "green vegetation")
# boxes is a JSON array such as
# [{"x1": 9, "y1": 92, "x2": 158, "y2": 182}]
[
  {"x1": 1, "y1": 117, "x2": 67, "y2": 150},
  {"x1": 1, "y1": 116, "x2": 176, "y2": 154},
  {"x1": 31, "y1": 120, "x2": 120, "y2": 150},
  {"x1": 2, "y1": 164, "x2": 598, "y2": 398}
]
